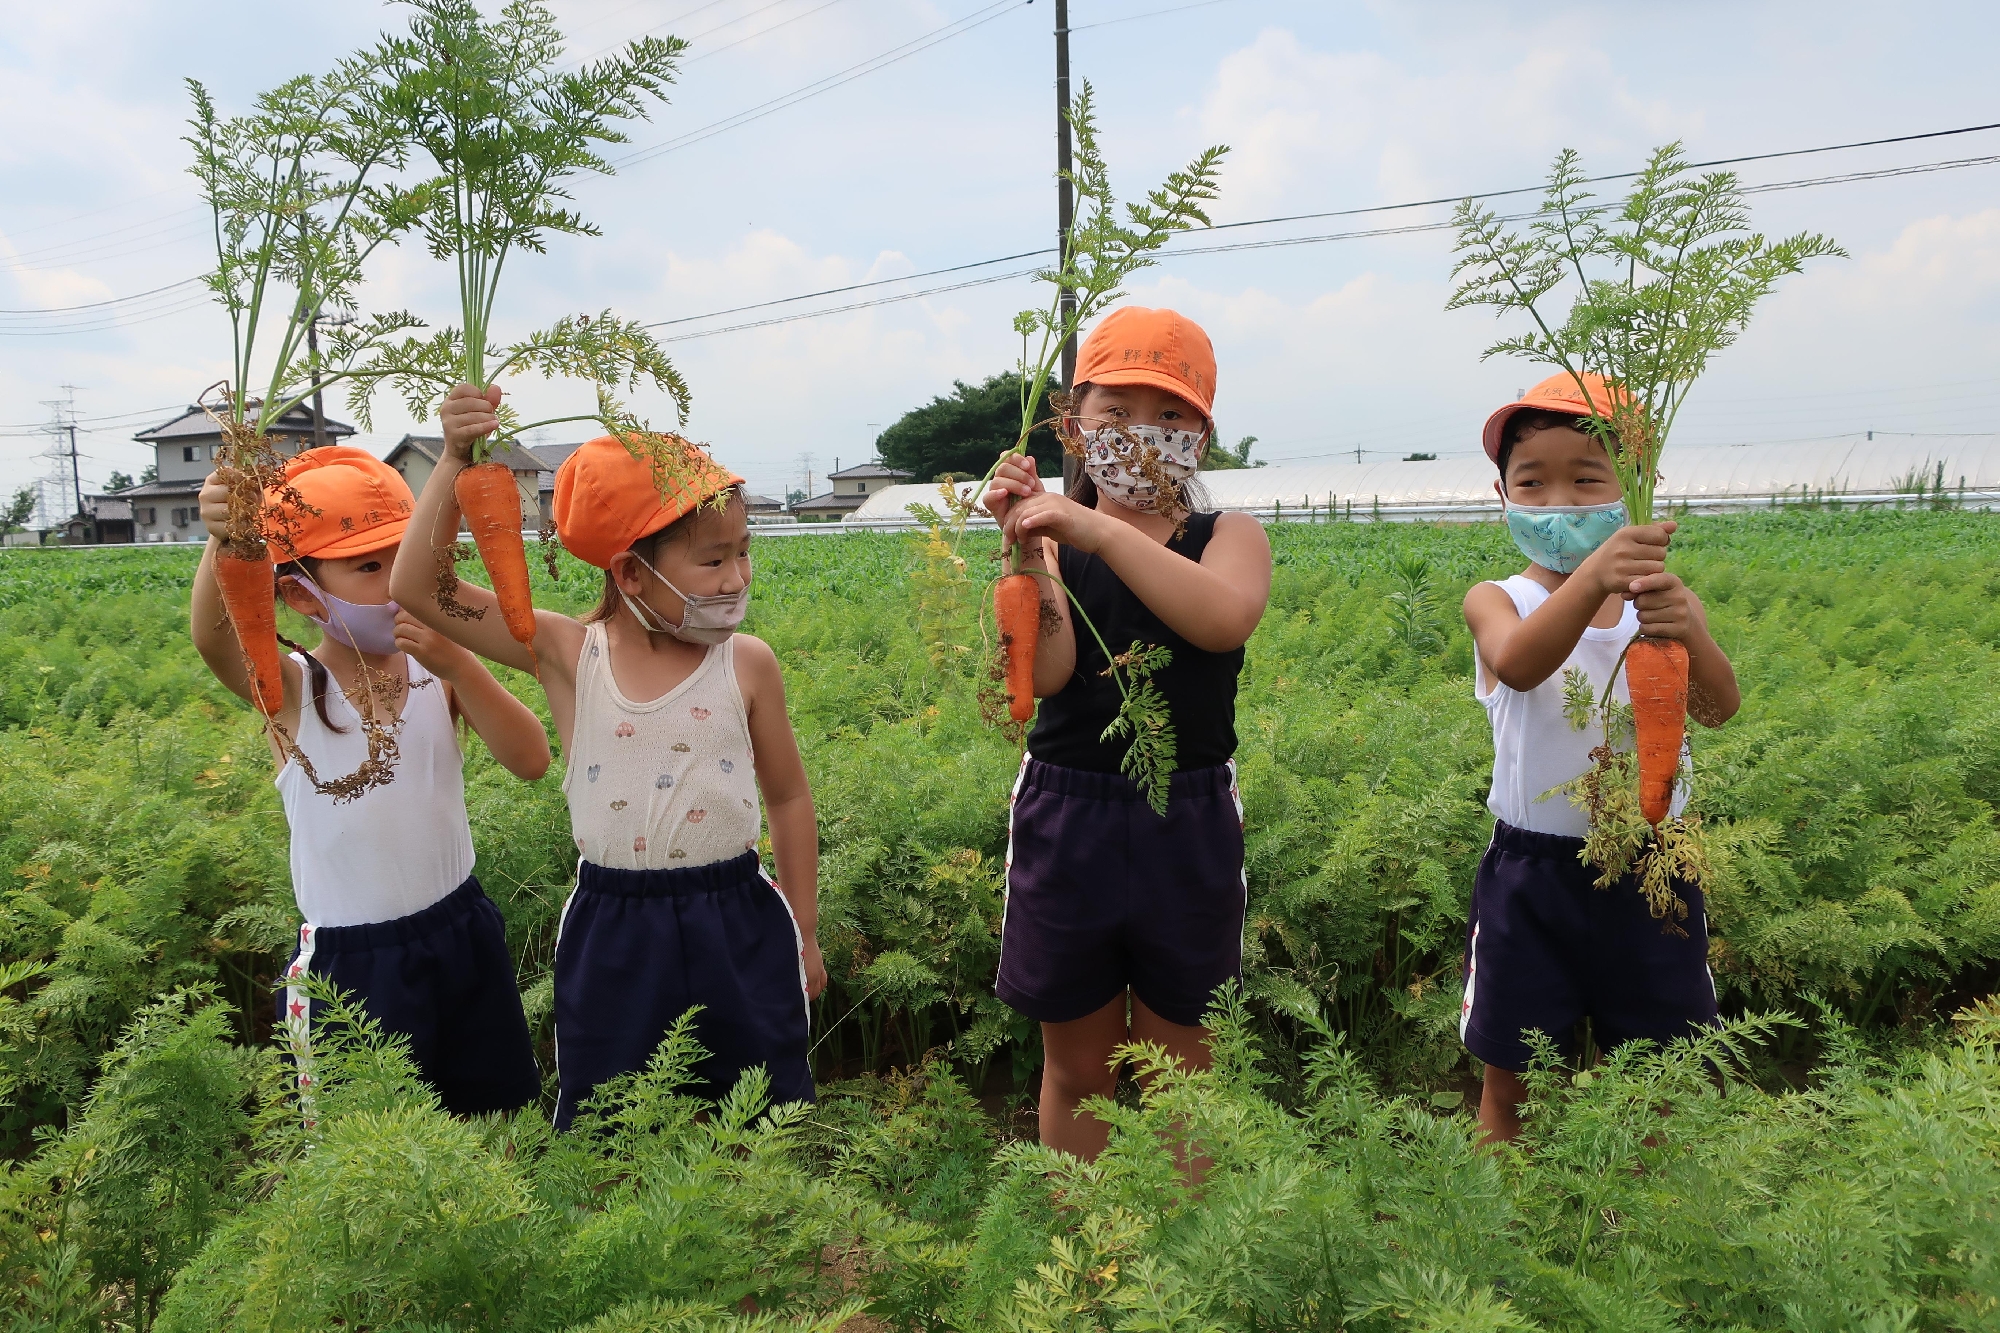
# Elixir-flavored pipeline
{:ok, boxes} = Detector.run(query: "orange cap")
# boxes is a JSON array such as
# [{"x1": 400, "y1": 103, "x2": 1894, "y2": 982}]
[
  {"x1": 265, "y1": 445, "x2": 414, "y2": 560},
  {"x1": 553, "y1": 433, "x2": 745, "y2": 570},
  {"x1": 1073, "y1": 306, "x2": 1216, "y2": 420},
  {"x1": 1483, "y1": 371, "x2": 1633, "y2": 463}
]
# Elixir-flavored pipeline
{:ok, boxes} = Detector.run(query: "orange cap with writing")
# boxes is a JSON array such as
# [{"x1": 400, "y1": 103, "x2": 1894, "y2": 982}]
[
  {"x1": 1072, "y1": 306, "x2": 1217, "y2": 420},
  {"x1": 265, "y1": 446, "x2": 414, "y2": 560},
  {"x1": 553, "y1": 433, "x2": 745, "y2": 570},
  {"x1": 1482, "y1": 371, "x2": 1634, "y2": 463}
]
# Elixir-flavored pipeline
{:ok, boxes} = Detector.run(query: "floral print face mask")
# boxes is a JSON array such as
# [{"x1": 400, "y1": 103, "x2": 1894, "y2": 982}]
[{"x1": 1080, "y1": 423, "x2": 1205, "y2": 514}]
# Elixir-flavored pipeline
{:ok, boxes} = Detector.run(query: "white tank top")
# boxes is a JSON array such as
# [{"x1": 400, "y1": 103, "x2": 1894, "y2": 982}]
[
  {"x1": 275, "y1": 653, "x2": 476, "y2": 927},
  {"x1": 562, "y1": 622, "x2": 763, "y2": 871},
  {"x1": 1473, "y1": 575, "x2": 1687, "y2": 838}
]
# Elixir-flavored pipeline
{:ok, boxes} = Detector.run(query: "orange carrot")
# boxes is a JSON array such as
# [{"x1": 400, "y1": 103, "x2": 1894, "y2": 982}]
[
  {"x1": 215, "y1": 547, "x2": 284, "y2": 718},
  {"x1": 455, "y1": 461, "x2": 536, "y2": 646},
  {"x1": 994, "y1": 572, "x2": 1040, "y2": 723},
  {"x1": 1627, "y1": 635, "x2": 1689, "y2": 825}
]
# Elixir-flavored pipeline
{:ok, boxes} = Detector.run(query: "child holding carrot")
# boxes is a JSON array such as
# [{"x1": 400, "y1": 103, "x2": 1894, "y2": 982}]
[
  {"x1": 1460, "y1": 372, "x2": 1742, "y2": 1143},
  {"x1": 190, "y1": 447, "x2": 550, "y2": 1115},
  {"x1": 982, "y1": 307, "x2": 1272, "y2": 1160},
  {"x1": 391, "y1": 387, "x2": 824, "y2": 1129}
]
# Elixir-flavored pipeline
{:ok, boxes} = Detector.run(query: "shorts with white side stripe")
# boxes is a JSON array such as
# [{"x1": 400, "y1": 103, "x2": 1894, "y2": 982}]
[{"x1": 552, "y1": 849, "x2": 811, "y2": 1130}]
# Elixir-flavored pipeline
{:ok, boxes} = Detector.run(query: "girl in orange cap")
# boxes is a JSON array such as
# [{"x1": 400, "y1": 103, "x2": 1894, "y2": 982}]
[
  {"x1": 392, "y1": 385, "x2": 823, "y2": 1130},
  {"x1": 190, "y1": 446, "x2": 550, "y2": 1117},
  {"x1": 982, "y1": 306, "x2": 1273, "y2": 1161}
]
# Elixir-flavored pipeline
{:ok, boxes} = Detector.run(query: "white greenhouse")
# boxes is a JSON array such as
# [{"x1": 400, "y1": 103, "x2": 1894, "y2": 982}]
[{"x1": 819, "y1": 435, "x2": 2000, "y2": 529}]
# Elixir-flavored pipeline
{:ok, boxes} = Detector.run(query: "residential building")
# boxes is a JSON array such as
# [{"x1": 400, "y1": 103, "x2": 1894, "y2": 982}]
[
  {"x1": 788, "y1": 460, "x2": 914, "y2": 522},
  {"x1": 117, "y1": 402, "x2": 355, "y2": 543},
  {"x1": 385, "y1": 435, "x2": 546, "y2": 528}
]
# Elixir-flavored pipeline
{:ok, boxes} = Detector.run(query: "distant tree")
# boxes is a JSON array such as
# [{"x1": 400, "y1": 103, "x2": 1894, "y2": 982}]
[
  {"x1": 4, "y1": 487, "x2": 36, "y2": 534},
  {"x1": 1202, "y1": 434, "x2": 1264, "y2": 470},
  {"x1": 1403, "y1": 452, "x2": 1437, "y2": 461},
  {"x1": 106, "y1": 470, "x2": 136, "y2": 492},
  {"x1": 140, "y1": 461, "x2": 158, "y2": 485},
  {"x1": 785, "y1": 488, "x2": 806, "y2": 506},
  {"x1": 876, "y1": 372, "x2": 1061, "y2": 481}
]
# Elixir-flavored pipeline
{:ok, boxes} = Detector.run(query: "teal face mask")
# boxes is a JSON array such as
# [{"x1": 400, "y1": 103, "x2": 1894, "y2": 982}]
[{"x1": 1502, "y1": 497, "x2": 1627, "y2": 574}]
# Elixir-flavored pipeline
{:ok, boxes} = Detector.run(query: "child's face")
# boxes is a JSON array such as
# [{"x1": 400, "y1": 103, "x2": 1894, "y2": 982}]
[
  {"x1": 278, "y1": 542, "x2": 398, "y2": 618},
  {"x1": 615, "y1": 497, "x2": 752, "y2": 616},
  {"x1": 1073, "y1": 383, "x2": 1206, "y2": 440},
  {"x1": 1498, "y1": 426, "x2": 1618, "y2": 507}
]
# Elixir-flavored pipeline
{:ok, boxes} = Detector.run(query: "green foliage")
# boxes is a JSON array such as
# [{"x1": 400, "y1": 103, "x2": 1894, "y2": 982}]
[
  {"x1": 185, "y1": 52, "x2": 424, "y2": 438},
  {"x1": 1448, "y1": 143, "x2": 1844, "y2": 522},
  {"x1": 364, "y1": 0, "x2": 690, "y2": 450},
  {"x1": 1200, "y1": 435, "x2": 1262, "y2": 471},
  {"x1": 6, "y1": 512, "x2": 2000, "y2": 1325},
  {"x1": 877, "y1": 373, "x2": 1063, "y2": 482},
  {"x1": 4, "y1": 489, "x2": 36, "y2": 534}
]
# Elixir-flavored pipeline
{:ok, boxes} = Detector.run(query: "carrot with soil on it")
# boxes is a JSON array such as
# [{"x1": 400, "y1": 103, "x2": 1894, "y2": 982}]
[
  {"x1": 453, "y1": 461, "x2": 535, "y2": 647},
  {"x1": 994, "y1": 571, "x2": 1041, "y2": 722},
  {"x1": 213, "y1": 541, "x2": 284, "y2": 718},
  {"x1": 1626, "y1": 635, "x2": 1688, "y2": 826}
]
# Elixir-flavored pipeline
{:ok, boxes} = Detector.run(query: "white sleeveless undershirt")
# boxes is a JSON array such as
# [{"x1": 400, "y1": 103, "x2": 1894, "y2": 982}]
[
  {"x1": 562, "y1": 622, "x2": 763, "y2": 871},
  {"x1": 1473, "y1": 575, "x2": 1687, "y2": 838},
  {"x1": 276, "y1": 653, "x2": 475, "y2": 927}
]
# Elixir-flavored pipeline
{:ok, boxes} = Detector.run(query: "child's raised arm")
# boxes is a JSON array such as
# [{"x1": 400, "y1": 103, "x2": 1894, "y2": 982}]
[
  {"x1": 189, "y1": 473, "x2": 302, "y2": 721},
  {"x1": 1467, "y1": 523, "x2": 1673, "y2": 692},
  {"x1": 389, "y1": 384, "x2": 579, "y2": 681},
  {"x1": 393, "y1": 613, "x2": 551, "y2": 779}
]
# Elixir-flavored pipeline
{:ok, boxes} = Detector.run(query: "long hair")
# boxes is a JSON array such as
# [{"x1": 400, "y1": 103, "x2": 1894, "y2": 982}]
[{"x1": 272, "y1": 556, "x2": 343, "y2": 734}]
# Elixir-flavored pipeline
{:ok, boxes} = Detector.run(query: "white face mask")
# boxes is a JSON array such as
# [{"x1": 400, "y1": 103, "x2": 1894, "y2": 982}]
[
  {"x1": 293, "y1": 573, "x2": 401, "y2": 656},
  {"x1": 1079, "y1": 423, "x2": 1205, "y2": 513},
  {"x1": 620, "y1": 552, "x2": 750, "y2": 645}
]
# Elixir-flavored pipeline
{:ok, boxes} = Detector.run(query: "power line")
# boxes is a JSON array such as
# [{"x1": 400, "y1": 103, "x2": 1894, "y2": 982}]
[
  {"x1": 612, "y1": 0, "x2": 1027, "y2": 168},
  {"x1": 0, "y1": 277, "x2": 205, "y2": 316},
  {"x1": 644, "y1": 248, "x2": 1053, "y2": 328},
  {"x1": 640, "y1": 151, "x2": 2000, "y2": 342},
  {"x1": 1199, "y1": 120, "x2": 2000, "y2": 236},
  {"x1": 9, "y1": 121, "x2": 2000, "y2": 334},
  {"x1": 1070, "y1": 0, "x2": 1236, "y2": 32}
]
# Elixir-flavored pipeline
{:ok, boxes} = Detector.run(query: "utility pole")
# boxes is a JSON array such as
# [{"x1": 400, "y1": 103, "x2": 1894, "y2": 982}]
[
  {"x1": 306, "y1": 307, "x2": 328, "y2": 449},
  {"x1": 1055, "y1": 0, "x2": 1075, "y2": 392},
  {"x1": 1354, "y1": 446, "x2": 1363, "y2": 464},
  {"x1": 1054, "y1": 0, "x2": 1077, "y2": 491}
]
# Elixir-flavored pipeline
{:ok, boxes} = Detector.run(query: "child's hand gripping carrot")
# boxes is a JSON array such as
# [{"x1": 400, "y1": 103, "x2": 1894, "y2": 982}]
[{"x1": 437, "y1": 383, "x2": 539, "y2": 652}]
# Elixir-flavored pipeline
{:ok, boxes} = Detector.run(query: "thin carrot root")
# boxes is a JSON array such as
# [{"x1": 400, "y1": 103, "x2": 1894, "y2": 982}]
[
  {"x1": 1627, "y1": 635, "x2": 1689, "y2": 826},
  {"x1": 215, "y1": 548, "x2": 283, "y2": 718},
  {"x1": 454, "y1": 461, "x2": 536, "y2": 646},
  {"x1": 994, "y1": 572, "x2": 1040, "y2": 723}
]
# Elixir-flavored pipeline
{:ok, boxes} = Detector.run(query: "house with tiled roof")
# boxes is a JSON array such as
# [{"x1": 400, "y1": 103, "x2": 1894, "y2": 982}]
[
  {"x1": 115, "y1": 402, "x2": 354, "y2": 543},
  {"x1": 788, "y1": 460, "x2": 914, "y2": 522}
]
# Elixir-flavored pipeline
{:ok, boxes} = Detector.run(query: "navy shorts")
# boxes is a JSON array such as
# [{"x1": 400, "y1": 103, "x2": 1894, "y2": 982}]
[
  {"x1": 1460, "y1": 819, "x2": 1719, "y2": 1072},
  {"x1": 552, "y1": 850, "x2": 812, "y2": 1130},
  {"x1": 997, "y1": 757, "x2": 1247, "y2": 1028},
  {"x1": 279, "y1": 875, "x2": 540, "y2": 1116}
]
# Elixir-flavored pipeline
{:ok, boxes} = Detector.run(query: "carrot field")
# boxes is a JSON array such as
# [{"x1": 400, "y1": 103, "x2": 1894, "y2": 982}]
[{"x1": 2, "y1": 508, "x2": 1998, "y2": 1330}]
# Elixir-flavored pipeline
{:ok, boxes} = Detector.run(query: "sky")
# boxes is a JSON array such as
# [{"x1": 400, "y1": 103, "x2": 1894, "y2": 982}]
[{"x1": 2, "y1": 0, "x2": 1997, "y2": 513}]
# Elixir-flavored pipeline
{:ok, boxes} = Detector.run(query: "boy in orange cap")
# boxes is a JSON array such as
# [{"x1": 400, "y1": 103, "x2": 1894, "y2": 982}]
[
  {"x1": 392, "y1": 386, "x2": 823, "y2": 1129},
  {"x1": 1460, "y1": 372, "x2": 1741, "y2": 1143},
  {"x1": 190, "y1": 446, "x2": 551, "y2": 1116},
  {"x1": 981, "y1": 306, "x2": 1272, "y2": 1161}
]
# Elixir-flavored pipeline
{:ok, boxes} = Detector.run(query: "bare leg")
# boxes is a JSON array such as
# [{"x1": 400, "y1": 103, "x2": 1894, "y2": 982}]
[
  {"x1": 1130, "y1": 995, "x2": 1213, "y2": 1181},
  {"x1": 1478, "y1": 1063, "x2": 1527, "y2": 1145},
  {"x1": 1038, "y1": 994, "x2": 1131, "y2": 1159}
]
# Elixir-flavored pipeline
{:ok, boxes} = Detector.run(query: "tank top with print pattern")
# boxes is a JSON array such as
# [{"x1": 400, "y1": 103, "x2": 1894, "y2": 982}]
[{"x1": 562, "y1": 621, "x2": 763, "y2": 870}]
